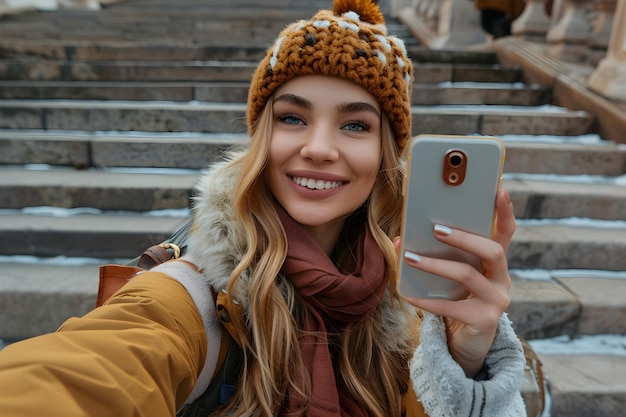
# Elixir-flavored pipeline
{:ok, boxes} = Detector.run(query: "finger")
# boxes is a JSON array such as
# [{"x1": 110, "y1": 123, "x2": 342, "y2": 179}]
[
  {"x1": 492, "y1": 189, "x2": 516, "y2": 253},
  {"x1": 393, "y1": 236, "x2": 401, "y2": 254},
  {"x1": 402, "y1": 249, "x2": 509, "y2": 304},
  {"x1": 429, "y1": 224, "x2": 510, "y2": 287}
]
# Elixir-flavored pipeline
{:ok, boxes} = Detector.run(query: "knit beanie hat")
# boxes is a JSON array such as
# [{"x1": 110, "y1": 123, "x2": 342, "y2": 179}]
[{"x1": 247, "y1": 0, "x2": 414, "y2": 153}]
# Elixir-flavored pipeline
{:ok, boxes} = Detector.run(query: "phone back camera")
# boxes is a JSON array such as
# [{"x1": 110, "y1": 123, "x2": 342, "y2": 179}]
[
  {"x1": 449, "y1": 153, "x2": 463, "y2": 167},
  {"x1": 443, "y1": 150, "x2": 467, "y2": 186}
]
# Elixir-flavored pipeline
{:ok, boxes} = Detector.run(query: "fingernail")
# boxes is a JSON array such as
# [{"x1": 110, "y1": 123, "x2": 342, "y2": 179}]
[
  {"x1": 404, "y1": 251, "x2": 422, "y2": 263},
  {"x1": 434, "y1": 224, "x2": 452, "y2": 236}
]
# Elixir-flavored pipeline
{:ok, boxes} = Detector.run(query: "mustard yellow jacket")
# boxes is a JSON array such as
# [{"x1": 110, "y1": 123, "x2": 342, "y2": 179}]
[{"x1": 0, "y1": 273, "x2": 206, "y2": 416}]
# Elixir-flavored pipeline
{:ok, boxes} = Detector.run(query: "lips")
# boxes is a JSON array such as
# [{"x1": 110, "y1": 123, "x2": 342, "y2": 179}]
[{"x1": 291, "y1": 176, "x2": 344, "y2": 190}]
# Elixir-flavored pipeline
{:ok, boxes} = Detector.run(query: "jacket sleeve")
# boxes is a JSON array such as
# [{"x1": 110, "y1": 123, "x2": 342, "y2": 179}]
[
  {"x1": 409, "y1": 312, "x2": 527, "y2": 417},
  {"x1": 0, "y1": 272, "x2": 211, "y2": 417}
]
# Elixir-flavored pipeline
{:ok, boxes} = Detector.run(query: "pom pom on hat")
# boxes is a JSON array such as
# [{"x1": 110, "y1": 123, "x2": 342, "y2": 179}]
[
  {"x1": 333, "y1": 0, "x2": 385, "y2": 25},
  {"x1": 247, "y1": 0, "x2": 413, "y2": 153}
]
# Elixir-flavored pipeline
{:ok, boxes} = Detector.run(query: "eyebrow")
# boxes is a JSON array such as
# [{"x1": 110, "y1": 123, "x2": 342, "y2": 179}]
[
  {"x1": 274, "y1": 94, "x2": 311, "y2": 109},
  {"x1": 274, "y1": 93, "x2": 380, "y2": 119},
  {"x1": 337, "y1": 102, "x2": 380, "y2": 119}
]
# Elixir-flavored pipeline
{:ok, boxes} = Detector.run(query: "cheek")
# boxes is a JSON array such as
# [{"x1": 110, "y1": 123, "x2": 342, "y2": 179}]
[
  {"x1": 267, "y1": 133, "x2": 296, "y2": 192},
  {"x1": 268, "y1": 133, "x2": 290, "y2": 169},
  {"x1": 351, "y1": 142, "x2": 382, "y2": 181}
]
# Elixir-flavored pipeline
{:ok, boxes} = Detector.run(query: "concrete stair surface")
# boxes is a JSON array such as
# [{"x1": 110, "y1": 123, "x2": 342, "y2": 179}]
[
  {"x1": 0, "y1": 80, "x2": 551, "y2": 106},
  {"x1": 0, "y1": 1, "x2": 624, "y2": 416}
]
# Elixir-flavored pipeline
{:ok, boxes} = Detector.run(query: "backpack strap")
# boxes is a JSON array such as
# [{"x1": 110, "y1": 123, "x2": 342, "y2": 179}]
[
  {"x1": 520, "y1": 338, "x2": 546, "y2": 417},
  {"x1": 97, "y1": 244, "x2": 182, "y2": 308},
  {"x1": 97, "y1": 220, "x2": 191, "y2": 308}
]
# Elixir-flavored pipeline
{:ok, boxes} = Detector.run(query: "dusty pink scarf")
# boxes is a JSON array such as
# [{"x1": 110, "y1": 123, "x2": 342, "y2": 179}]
[{"x1": 276, "y1": 205, "x2": 388, "y2": 417}]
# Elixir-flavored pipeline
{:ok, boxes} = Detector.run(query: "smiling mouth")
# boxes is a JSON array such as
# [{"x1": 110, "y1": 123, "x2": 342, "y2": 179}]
[{"x1": 292, "y1": 176, "x2": 344, "y2": 190}]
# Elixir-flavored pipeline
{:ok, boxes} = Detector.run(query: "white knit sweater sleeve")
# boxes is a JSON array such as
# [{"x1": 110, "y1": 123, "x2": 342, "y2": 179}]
[
  {"x1": 150, "y1": 257, "x2": 222, "y2": 405},
  {"x1": 410, "y1": 312, "x2": 527, "y2": 417}
]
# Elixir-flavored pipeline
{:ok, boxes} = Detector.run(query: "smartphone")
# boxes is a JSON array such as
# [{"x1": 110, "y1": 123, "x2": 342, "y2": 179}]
[{"x1": 398, "y1": 134, "x2": 506, "y2": 300}]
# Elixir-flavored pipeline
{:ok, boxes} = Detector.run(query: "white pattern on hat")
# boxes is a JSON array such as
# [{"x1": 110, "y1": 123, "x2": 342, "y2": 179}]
[
  {"x1": 390, "y1": 36, "x2": 408, "y2": 56},
  {"x1": 342, "y1": 11, "x2": 361, "y2": 21},
  {"x1": 313, "y1": 20, "x2": 331, "y2": 28},
  {"x1": 405, "y1": 73, "x2": 411, "y2": 96},
  {"x1": 374, "y1": 34, "x2": 392, "y2": 52},
  {"x1": 374, "y1": 49, "x2": 386, "y2": 65},
  {"x1": 338, "y1": 20, "x2": 360, "y2": 32},
  {"x1": 269, "y1": 36, "x2": 285, "y2": 69}
]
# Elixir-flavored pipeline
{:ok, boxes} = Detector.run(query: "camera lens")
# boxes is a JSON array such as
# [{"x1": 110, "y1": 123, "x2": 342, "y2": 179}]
[{"x1": 449, "y1": 152, "x2": 463, "y2": 167}]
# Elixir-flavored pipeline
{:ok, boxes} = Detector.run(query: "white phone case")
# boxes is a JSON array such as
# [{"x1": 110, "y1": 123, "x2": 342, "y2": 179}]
[{"x1": 398, "y1": 134, "x2": 505, "y2": 299}]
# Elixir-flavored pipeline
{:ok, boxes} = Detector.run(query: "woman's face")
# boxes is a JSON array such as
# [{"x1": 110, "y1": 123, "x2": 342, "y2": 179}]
[{"x1": 266, "y1": 75, "x2": 382, "y2": 251}]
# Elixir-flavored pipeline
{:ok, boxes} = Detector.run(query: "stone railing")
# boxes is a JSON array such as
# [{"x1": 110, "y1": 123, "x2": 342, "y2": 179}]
[
  {"x1": 396, "y1": 0, "x2": 626, "y2": 101},
  {"x1": 395, "y1": 0, "x2": 489, "y2": 48},
  {"x1": 513, "y1": 0, "x2": 617, "y2": 65},
  {"x1": 587, "y1": 0, "x2": 626, "y2": 101}
]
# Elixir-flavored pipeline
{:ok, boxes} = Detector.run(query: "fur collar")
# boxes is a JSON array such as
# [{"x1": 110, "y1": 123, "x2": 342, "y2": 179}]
[{"x1": 188, "y1": 159, "x2": 252, "y2": 308}]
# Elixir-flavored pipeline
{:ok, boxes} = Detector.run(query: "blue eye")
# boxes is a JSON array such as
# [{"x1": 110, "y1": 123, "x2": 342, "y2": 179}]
[
  {"x1": 343, "y1": 121, "x2": 371, "y2": 132},
  {"x1": 277, "y1": 114, "x2": 304, "y2": 125}
]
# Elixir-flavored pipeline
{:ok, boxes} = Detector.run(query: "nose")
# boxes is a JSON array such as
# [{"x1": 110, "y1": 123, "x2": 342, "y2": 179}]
[{"x1": 299, "y1": 122, "x2": 339, "y2": 163}]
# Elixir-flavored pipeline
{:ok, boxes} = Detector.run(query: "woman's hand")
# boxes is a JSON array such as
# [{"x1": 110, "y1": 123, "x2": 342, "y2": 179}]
[{"x1": 395, "y1": 189, "x2": 516, "y2": 377}]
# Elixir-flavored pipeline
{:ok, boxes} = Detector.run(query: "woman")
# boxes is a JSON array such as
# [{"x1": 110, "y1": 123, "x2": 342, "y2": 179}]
[{"x1": 0, "y1": 1, "x2": 526, "y2": 416}]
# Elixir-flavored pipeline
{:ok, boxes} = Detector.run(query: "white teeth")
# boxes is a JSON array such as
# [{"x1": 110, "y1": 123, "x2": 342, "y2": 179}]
[{"x1": 292, "y1": 176, "x2": 343, "y2": 190}]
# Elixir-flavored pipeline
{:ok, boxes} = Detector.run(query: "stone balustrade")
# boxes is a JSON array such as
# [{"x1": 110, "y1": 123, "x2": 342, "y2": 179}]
[
  {"x1": 399, "y1": 0, "x2": 626, "y2": 102},
  {"x1": 396, "y1": 0, "x2": 488, "y2": 48},
  {"x1": 587, "y1": 0, "x2": 626, "y2": 100}
]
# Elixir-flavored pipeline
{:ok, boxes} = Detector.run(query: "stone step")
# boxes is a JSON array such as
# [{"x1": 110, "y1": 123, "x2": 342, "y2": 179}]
[
  {"x1": 0, "y1": 58, "x2": 520, "y2": 83},
  {"x1": 509, "y1": 222, "x2": 626, "y2": 270},
  {"x1": 1, "y1": 131, "x2": 623, "y2": 174},
  {"x1": 0, "y1": 262, "x2": 100, "y2": 339},
  {"x1": 0, "y1": 39, "x2": 271, "y2": 61},
  {"x1": 0, "y1": 99, "x2": 249, "y2": 133},
  {"x1": 0, "y1": 4, "x2": 331, "y2": 46},
  {"x1": 509, "y1": 275, "x2": 579, "y2": 340},
  {"x1": 0, "y1": 18, "x2": 416, "y2": 61},
  {"x1": 555, "y1": 276, "x2": 626, "y2": 336},
  {"x1": 506, "y1": 177, "x2": 626, "y2": 220},
  {"x1": 0, "y1": 31, "x2": 423, "y2": 58},
  {"x1": 0, "y1": 130, "x2": 239, "y2": 169},
  {"x1": 0, "y1": 212, "x2": 186, "y2": 258},
  {"x1": 1, "y1": 213, "x2": 625, "y2": 270},
  {"x1": 0, "y1": 99, "x2": 594, "y2": 136},
  {"x1": 0, "y1": 168, "x2": 197, "y2": 210},
  {"x1": 7, "y1": 0, "x2": 329, "y2": 25},
  {"x1": 0, "y1": 17, "x2": 315, "y2": 44},
  {"x1": 1, "y1": 11, "x2": 419, "y2": 52},
  {"x1": 1, "y1": 168, "x2": 625, "y2": 220},
  {"x1": 535, "y1": 352, "x2": 626, "y2": 417},
  {"x1": 500, "y1": 137, "x2": 626, "y2": 176},
  {"x1": 1, "y1": 262, "x2": 624, "y2": 340},
  {"x1": 0, "y1": 80, "x2": 550, "y2": 106},
  {"x1": 509, "y1": 273, "x2": 626, "y2": 339},
  {"x1": 0, "y1": 24, "x2": 285, "y2": 44}
]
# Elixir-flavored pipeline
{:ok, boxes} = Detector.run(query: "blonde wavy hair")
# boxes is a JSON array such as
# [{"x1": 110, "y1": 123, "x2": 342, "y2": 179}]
[{"x1": 217, "y1": 96, "x2": 417, "y2": 417}]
